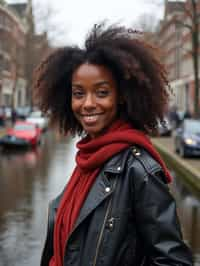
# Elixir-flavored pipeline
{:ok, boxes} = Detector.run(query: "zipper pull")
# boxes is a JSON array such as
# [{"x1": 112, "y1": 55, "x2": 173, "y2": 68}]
[{"x1": 107, "y1": 217, "x2": 115, "y2": 231}]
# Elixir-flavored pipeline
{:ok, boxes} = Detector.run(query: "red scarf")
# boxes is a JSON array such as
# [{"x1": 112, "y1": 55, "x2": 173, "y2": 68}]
[{"x1": 49, "y1": 120, "x2": 172, "y2": 266}]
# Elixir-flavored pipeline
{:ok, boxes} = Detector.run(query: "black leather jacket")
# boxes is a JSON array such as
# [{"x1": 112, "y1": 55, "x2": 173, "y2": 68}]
[{"x1": 41, "y1": 146, "x2": 193, "y2": 266}]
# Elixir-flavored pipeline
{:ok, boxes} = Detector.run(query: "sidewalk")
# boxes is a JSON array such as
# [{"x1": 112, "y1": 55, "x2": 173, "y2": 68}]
[
  {"x1": 0, "y1": 127, "x2": 6, "y2": 137},
  {"x1": 152, "y1": 137, "x2": 200, "y2": 192}
]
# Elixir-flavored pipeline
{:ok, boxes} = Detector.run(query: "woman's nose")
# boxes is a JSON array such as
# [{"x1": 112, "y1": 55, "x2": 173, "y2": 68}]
[{"x1": 83, "y1": 94, "x2": 96, "y2": 109}]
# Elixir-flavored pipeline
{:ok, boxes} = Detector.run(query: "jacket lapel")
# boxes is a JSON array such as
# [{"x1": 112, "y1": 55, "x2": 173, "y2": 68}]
[
  {"x1": 73, "y1": 172, "x2": 113, "y2": 232},
  {"x1": 52, "y1": 148, "x2": 131, "y2": 235},
  {"x1": 72, "y1": 148, "x2": 131, "y2": 232}
]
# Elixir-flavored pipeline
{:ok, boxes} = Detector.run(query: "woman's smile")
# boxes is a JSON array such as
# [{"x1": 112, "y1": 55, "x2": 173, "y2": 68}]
[{"x1": 81, "y1": 113, "x2": 104, "y2": 124}]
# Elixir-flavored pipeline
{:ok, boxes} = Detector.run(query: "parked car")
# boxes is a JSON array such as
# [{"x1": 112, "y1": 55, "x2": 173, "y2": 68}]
[
  {"x1": 157, "y1": 117, "x2": 172, "y2": 136},
  {"x1": 174, "y1": 119, "x2": 200, "y2": 157},
  {"x1": 16, "y1": 106, "x2": 31, "y2": 119},
  {"x1": 26, "y1": 110, "x2": 48, "y2": 131},
  {"x1": 4, "y1": 106, "x2": 12, "y2": 120},
  {"x1": 0, "y1": 120, "x2": 42, "y2": 148}
]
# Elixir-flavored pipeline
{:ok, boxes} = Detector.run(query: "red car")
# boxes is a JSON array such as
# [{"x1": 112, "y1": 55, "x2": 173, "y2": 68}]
[{"x1": 0, "y1": 121, "x2": 42, "y2": 148}]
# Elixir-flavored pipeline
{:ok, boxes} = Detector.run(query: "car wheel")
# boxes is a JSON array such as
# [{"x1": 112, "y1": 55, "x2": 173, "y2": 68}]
[{"x1": 179, "y1": 145, "x2": 187, "y2": 158}]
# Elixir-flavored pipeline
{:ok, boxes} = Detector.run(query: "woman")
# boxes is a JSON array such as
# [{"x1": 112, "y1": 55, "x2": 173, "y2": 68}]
[{"x1": 34, "y1": 23, "x2": 193, "y2": 266}]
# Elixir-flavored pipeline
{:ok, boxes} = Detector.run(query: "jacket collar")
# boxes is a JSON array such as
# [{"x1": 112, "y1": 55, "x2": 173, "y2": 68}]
[{"x1": 103, "y1": 148, "x2": 131, "y2": 174}]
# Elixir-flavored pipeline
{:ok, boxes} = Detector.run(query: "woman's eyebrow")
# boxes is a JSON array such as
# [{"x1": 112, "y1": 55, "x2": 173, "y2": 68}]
[
  {"x1": 94, "y1": 81, "x2": 110, "y2": 86},
  {"x1": 71, "y1": 83, "x2": 83, "y2": 88}
]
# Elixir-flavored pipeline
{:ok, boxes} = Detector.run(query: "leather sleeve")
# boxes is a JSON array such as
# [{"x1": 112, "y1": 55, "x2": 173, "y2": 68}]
[
  {"x1": 40, "y1": 200, "x2": 55, "y2": 266},
  {"x1": 131, "y1": 154, "x2": 193, "y2": 266}
]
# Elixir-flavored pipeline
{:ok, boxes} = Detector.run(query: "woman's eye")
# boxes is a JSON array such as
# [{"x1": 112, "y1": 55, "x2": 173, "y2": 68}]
[
  {"x1": 96, "y1": 90, "x2": 109, "y2": 97},
  {"x1": 72, "y1": 90, "x2": 84, "y2": 98}
]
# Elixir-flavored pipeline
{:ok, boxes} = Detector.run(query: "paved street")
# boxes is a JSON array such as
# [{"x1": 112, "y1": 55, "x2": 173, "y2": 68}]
[{"x1": 152, "y1": 136, "x2": 200, "y2": 173}]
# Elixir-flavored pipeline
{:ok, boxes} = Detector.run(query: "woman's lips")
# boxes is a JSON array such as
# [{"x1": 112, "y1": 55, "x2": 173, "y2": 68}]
[{"x1": 81, "y1": 114, "x2": 103, "y2": 124}]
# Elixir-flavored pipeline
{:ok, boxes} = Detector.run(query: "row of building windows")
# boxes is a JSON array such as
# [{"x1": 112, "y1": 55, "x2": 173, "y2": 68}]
[
  {"x1": 0, "y1": 6, "x2": 26, "y2": 80},
  {"x1": 0, "y1": 54, "x2": 10, "y2": 72},
  {"x1": 0, "y1": 10, "x2": 13, "y2": 31}
]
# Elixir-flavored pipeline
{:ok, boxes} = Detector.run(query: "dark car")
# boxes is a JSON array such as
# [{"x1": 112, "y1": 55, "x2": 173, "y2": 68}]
[{"x1": 174, "y1": 119, "x2": 200, "y2": 157}]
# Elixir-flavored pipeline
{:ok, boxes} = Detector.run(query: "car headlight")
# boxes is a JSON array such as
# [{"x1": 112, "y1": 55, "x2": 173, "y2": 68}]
[{"x1": 184, "y1": 138, "x2": 197, "y2": 145}]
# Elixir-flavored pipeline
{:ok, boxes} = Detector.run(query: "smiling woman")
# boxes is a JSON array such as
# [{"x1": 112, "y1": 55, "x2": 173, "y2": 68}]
[
  {"x1": 33, "y1": 22, "x2": 192, "y2": 266},
  {"x1": 71, "y1": 64, "x2": 118, "y2": 138}
]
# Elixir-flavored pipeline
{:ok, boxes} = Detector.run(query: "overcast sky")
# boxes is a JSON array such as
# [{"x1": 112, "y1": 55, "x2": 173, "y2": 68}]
[{"x1": 8, "y1": 0, "x2": 165, "y2": 46}]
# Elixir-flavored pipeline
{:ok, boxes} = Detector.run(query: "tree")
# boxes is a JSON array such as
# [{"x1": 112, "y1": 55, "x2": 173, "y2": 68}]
[
  {"x1": 33, "y1": 0, "x2": 67, "y2": 46},
  {"x1": 24, "y1": 0, "x2": 52, "y2": 108},
  {"x1": 133, "y1": 13, "x2": 160, "y2": 45},
  {"x1": 179, "y1": 0, "x2": 200, "y2": 118},
  {"x1": 24, "y1": 0, "x2": 64, "y2": 107},
  {"x1": 134, "y1": 13, "x2": 159, "y2": 33},
  {"x1": 0, "y1": 0, "x2": 6, "y2": 6},
  {"x1": 153, "y1": 0, "x2": 200, "y2": 117}
]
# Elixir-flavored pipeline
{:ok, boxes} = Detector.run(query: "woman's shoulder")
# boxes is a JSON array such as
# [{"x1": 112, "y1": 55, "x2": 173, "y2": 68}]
[
  {"x1": 105, "y1": 145, "x2": 168, "y2": 184},
  {"x1": 126, "y1": 146, "x2": 168, "y2": 184}
]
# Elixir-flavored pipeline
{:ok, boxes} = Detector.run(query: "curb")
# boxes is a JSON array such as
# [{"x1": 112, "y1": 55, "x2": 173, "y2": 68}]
[{"x1": 152, "y1": 138, "x2": 200, "y2": 194}]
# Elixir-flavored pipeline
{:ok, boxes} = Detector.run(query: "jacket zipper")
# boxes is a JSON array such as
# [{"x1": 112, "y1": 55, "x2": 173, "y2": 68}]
[{"x1": 92, "y1": 177, "x2": 118, "y2": 266}]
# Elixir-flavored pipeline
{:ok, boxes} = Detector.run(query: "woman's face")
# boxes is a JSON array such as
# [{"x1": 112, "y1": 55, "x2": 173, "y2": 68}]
[{"x1": 71, "y1": 63, "x2": 119, "y2": 138}]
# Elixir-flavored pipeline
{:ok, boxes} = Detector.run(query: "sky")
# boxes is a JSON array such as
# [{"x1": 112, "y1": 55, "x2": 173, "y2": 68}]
[{"x1": 7, "y1": 0, "x2": 165, "y2": 46}]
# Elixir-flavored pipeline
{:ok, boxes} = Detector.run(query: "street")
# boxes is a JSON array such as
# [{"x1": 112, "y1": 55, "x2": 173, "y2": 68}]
[{"x1": 152, "y1": 136, "x2": 200, "y2": 173}]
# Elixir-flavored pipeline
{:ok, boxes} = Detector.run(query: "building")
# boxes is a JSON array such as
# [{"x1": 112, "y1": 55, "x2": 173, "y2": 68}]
[
  {"x1": 0, "y1": 3, "x2": 26, "y2": 107},
  {"x1": 157, "y1": 0, "x2": 200, "y2": 114},
  {"x1": 0, "y1": 1, "x2": 50, "y2": 109}
]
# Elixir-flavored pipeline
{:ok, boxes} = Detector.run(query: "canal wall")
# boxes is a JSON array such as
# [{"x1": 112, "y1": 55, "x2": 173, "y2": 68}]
[
  {"x1": 152, "y1": 138, "x2": 200, "y2": 197},
  {"x1": 0, "y1": 128, "x2": 6, "y2": 137}
]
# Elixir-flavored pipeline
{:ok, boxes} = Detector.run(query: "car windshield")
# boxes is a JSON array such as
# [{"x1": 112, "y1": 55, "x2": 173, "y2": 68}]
[
  {"x1": 185, "y1": 120, "x2": 200, "y2": 134},
  {"x1": 14, "y1": 124, "x2": 35, "y2": 131},
  {"x1": 30, "y1": 111, "x2": 42, "y2": 118}
]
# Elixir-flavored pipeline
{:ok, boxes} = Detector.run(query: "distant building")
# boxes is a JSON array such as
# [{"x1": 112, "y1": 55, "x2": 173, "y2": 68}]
[
  {"x1": 0, "y1": 3, "x2": 26, "y2": 107},
  {"x1": 0, "y1": 2, "x2": 50, "y2": 108},
  {"x1": 157, "y1": 0, "x2": 200, "y2": 114}
]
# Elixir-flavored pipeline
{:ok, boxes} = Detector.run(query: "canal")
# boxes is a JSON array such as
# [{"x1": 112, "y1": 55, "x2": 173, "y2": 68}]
[{"x1": 0, "y1": 131, "x2": 199, "y2": 265}]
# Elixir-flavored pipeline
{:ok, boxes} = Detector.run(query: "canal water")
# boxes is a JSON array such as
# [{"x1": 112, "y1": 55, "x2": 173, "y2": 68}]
[{"x1": 0, "y1": 131, "x2": 199, "y2": 266}]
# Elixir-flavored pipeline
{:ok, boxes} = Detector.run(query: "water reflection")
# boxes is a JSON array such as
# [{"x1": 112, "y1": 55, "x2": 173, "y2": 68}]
[
  {"x1": 0, "y1": 133, "x2": 199, "y2": 265},
  {"x1": 171, "y1": 175, "x2": 200, "y2": 265},
  {"x1": 0, "y1": 132, "x2": 77, "y2": 266}
]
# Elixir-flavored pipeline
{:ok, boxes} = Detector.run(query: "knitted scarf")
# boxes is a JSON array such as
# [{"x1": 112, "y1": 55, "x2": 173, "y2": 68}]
[{"x1": 49, "y1": 120, "x2": 172, "y2": 266}]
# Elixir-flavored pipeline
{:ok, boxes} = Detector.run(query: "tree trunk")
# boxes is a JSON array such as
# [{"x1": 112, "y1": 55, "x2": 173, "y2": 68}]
[{"x1": 191, "y1": 0, "x2": 199, "y2": 118}]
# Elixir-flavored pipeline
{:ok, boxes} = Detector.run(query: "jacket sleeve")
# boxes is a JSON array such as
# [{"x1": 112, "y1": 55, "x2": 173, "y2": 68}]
[
  {"x1": 40, "y1": 200, "x2": 55, "y2": 266},
  {"x1": 131, "y1": 152, "x2": 193, "y2": 266}
]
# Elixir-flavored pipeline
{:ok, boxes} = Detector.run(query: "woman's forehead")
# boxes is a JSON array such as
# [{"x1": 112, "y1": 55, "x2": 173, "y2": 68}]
[{"x1": 72, "y1": 63, "x2": 116, "y2": 83}]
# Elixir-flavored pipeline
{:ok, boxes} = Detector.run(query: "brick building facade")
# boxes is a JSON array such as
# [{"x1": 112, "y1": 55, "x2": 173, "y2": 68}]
[
  {"x1": 0, "y1": 2, "x2": 50, "y2": 109},
  {"x1": 157, "y1": 0, "x2": 200, "y2": 114},
  {"x1": 0, "y1": 4, "x2": 26, "y2": 107}
]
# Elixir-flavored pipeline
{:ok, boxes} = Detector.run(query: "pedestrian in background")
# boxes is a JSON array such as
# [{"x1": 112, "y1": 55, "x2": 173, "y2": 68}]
[
  {"x1": 34, "y1": 23, "x2": 193, "y2": 266},
  {"x1": 11, "y1": 108, "x2": 17, "y2": 125},
  {"x1": 0, "y1": 106, "x2": 5, "y2": 127},
  {"x1": 169, "y1": 105, "x2": 181, "y2": 129}
]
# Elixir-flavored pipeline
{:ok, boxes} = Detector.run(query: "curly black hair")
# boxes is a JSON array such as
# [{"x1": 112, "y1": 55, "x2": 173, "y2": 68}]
[{"x1": 33, "y1": 22, "x2": 170, "y2": 135}]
